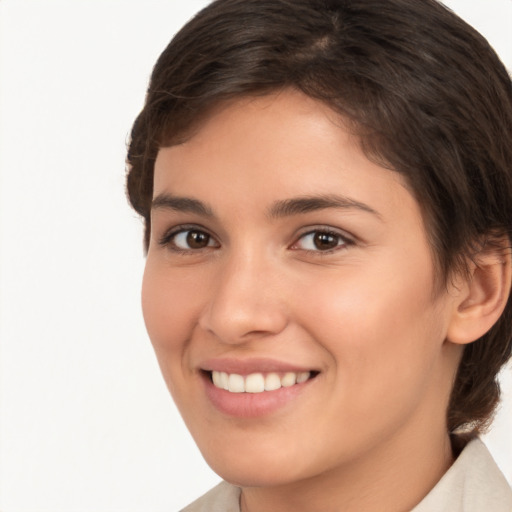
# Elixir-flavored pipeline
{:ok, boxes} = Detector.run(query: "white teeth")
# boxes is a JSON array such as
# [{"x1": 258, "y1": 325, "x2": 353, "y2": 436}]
[
  {"x1": 264, "y1": 373, "x2": 282, "y2": 391},
  {"x1": 297, "y1": 371, "x2": 310, "y2": 384},
  {"x1": 211, "y1": 370, "x2": 312, "y2": 393},
  {"x1": 245, "y1": 373, "x2": 265, "y2": 393},
  {"x1": 228, "y1": 373, "x2": 245, "y2": 393},
  {"x1": 212, "y1": 371, "x2": 223, "y2": 388},
  {"x1": 220, "y1": 372, "x2": 229, "y2": 390},
  {"x1": 281, "y1": 372, "x2": 296, "y2": 387}
]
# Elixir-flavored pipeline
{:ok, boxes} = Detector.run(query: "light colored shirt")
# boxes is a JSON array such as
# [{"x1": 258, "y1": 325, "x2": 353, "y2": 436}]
[{"x1": 181, "y1": 438, "x2": 512, "y2": 511}]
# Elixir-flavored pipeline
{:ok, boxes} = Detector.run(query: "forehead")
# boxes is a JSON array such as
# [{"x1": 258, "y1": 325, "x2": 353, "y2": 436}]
[{"x1": 153, "y1": 90, "x2": 415, "y2": 221}]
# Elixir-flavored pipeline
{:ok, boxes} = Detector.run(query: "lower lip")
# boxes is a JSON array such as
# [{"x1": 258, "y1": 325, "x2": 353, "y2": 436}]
[{"x1": 202, "y1": 373, "x2": 314, "y2": 418}]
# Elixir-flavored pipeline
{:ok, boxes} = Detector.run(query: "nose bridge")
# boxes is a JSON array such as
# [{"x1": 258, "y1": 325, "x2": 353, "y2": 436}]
[{"x1": 199, "y1": 244, "x2": 288, "y2": 343}]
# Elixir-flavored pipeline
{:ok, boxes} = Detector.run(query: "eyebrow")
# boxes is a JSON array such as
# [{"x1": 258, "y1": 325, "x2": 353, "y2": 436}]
[
  {"x1": 151, "y1": 193, "x2": 215, "y2": 218},
  {"x1": 151, "y1": 192, "x2": 381, "y2": 220},
  {"x1": 267, "y1": 194, "x2": 381, "y2": 219}
]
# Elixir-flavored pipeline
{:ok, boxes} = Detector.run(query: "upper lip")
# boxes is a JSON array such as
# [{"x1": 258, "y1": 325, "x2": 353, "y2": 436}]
[{"x1": 200, "y1": 357, "x2": 317, "y2": 375}]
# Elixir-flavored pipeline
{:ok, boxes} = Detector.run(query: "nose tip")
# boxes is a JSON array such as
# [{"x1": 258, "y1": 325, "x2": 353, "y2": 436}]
[
  {"x1": 200, "y1": 301, "x2": 288, "y2": 344},
  {"x1": 198, "y1": 260, "x2": 288, "y2": 344}
]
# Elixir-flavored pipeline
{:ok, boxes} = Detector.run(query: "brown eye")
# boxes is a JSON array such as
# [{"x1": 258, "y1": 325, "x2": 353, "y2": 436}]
[
  {"x1": 313, "y1": 232, "x2": 339, "y2": 250},
  {"x1": 186, "y1": 230, "x2": 211, "y2": 249},
  {"x1": 293, "y1": 229, "x2": 348, "y2": 252},
  {"x1": 168, "y1": 229, "x2": 218, "y2": 250}
]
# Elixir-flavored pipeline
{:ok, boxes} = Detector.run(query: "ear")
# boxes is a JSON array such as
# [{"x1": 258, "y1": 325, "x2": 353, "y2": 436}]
[{"x1": 447, "y1": 241, "x2": 512, "y2": 345}]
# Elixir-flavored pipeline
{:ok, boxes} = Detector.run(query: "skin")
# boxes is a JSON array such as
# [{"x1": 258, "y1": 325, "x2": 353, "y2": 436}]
[{"x1": 142, "y1": 90, "x2": 467, "y2": 512}]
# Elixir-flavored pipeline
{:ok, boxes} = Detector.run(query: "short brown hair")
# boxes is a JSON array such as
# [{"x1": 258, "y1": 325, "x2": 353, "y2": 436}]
[{"x1": 126, "y1": 0, "x2": 512, "y2": 433}]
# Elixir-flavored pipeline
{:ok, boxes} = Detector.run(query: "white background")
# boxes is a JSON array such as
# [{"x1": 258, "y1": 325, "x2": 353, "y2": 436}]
[{"x1": 0, "y1": 1, "x2": 511, "y2": 511}]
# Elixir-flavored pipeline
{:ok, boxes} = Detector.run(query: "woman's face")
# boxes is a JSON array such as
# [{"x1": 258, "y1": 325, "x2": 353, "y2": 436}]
[{"x1": 142, "y1": 90, "x2": 461, "y2": 487}]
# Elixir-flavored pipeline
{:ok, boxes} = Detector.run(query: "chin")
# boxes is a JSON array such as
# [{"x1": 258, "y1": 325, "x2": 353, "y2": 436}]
[
  {"x1": 211, "y1": 462, "x2": 299, "y2": 488},
  {"x1": 200, "y1": 445, "x2": 309, "y2": 488}
]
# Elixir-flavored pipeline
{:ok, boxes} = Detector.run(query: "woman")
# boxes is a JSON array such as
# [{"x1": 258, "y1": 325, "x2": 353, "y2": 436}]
[{"x1": 126, "y1": 0, "x2": 512, "y2": 510}]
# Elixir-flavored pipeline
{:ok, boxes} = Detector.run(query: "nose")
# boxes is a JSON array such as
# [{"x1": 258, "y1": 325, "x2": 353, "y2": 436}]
[{"x1": 198, "y1": 250, "x2": 289, "y2": 344}]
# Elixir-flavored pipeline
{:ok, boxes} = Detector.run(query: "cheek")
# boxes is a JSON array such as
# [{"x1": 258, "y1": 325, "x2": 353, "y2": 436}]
[
  {"x1": 291, "y1": 268, "x2": 450, "y2": 454},
  {"x1": 295, "y1": 258, "x2": 445, "y2": 394},
  {"x1": 141, "y1": 261, "x2": 202, "y2": 363},
  {"x1": 141, "y1": 260, "x2": 213, "y2": 410}
]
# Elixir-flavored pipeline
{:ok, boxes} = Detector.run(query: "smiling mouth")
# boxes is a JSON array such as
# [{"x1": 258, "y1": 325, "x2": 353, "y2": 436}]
[{"x1": 206, "y1": 370, "x2": 319, "y2": 393}]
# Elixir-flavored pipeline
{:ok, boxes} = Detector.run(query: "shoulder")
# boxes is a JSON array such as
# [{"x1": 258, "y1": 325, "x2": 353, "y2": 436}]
[
  {"x1": 180, "y1": 481, "x2": 241, "y2": 512},
  {"x1": 413, "y1": 437, "x2": 512, "y2": 512}
]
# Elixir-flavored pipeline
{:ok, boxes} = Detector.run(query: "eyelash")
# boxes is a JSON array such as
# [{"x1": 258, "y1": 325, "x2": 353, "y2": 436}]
[
  {"x1": 291, "y1": 228, "x2": 354, "y2": 254},
  {"x1": 158, "y1": 224, "x2": 218, "y2": 254},
  {"x1": 158, "y1": 225, "x2": 354, "y2": 255}
]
